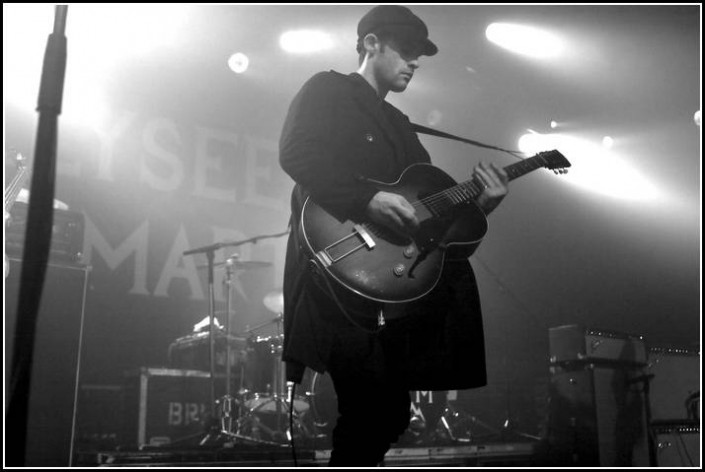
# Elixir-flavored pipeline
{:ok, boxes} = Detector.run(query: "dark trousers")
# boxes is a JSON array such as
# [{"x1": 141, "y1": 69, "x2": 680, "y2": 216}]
[{"x1": 326, "y1": 331, "x2": 411, "y2": 467}]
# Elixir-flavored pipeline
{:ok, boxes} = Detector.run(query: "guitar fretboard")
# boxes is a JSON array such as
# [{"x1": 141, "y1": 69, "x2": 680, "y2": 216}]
[{"x1": 419, "y1": 151, "x2": 564, "y2": 217}]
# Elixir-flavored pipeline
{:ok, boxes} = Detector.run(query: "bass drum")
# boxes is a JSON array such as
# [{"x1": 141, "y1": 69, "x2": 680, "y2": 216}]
[{"x1": 300, "y1": 370, "x2": 337, "y2": 446}]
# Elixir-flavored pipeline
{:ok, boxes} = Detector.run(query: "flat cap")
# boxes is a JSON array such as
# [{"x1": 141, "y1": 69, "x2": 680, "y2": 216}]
[{"x1": 357, "y1": 5, "x2": 438, "y2": 56}]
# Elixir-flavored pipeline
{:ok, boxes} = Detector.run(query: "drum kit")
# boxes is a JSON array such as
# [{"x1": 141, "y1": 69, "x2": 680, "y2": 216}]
[
  {"x1": 179, "y1": 235, "x2": 480, "y2": 449},
  {"x1": 180, "y1": 237, "x2": 332, "y2": 447},
  {"x1": 205, "y1": 287, "x2": 333, "y2": 447}
]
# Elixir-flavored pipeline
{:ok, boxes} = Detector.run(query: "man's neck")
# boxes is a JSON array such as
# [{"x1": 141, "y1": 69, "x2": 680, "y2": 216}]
[{"x1": 356, "y1": 60, "x2": 388, "y2": 99}]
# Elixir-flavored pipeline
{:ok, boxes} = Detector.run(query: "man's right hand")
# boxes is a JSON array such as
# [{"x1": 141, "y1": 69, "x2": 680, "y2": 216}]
[{"x1": 365, "y1": 191, "x2": 419, "y2": 236}]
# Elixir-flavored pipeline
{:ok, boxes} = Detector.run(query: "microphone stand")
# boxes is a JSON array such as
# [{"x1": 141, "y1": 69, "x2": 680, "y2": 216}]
[
  {"x1": 182, "y1": 244, "x2": 220, "y2": 445},
  {"x1": 8, "y1": 6, "x2": 68, "y2": 466}
]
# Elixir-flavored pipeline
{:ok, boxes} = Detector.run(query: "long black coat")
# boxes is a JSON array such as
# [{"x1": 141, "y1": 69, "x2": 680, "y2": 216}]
[{"x1": 279, "y1": 71, "x2": 487, "y2": 391}]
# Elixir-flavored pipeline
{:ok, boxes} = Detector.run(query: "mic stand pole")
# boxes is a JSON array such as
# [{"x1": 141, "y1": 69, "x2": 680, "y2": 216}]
[
  {"x1": 8, "y1": 6, "x2": 68, "y2": 466},
  {"x1": 219, "y1": 255, "x2": 236, "y2": 435},
  {"x1": 182, "y1": 242, "x2": 242, "y2": 445},
  {"x1": 182, "y1": 245, "x2": 221, "y2": 445}
]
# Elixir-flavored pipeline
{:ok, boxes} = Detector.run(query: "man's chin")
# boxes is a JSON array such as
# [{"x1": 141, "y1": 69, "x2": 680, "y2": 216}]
[{"x1": 390, "y1": 82, "x2": 410, "y2": 93}]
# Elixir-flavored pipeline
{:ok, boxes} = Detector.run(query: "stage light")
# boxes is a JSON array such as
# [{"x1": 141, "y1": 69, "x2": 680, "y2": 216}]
[
  {"x1": 486, "y1": 23, "x2": 565, "y2": 59},
  {"x1": 517, "y1": 131, "x2": 661, "y2": 202},
  {"x1": 5, "y1": 4, "x2": 189, "y2": 121},
  {"x1": 602, "y1": 136, "x2": 614, "y2": 149},
  {"x1": 68, "y1": 5, "x2": 189, "y2": 58},
  {"x1": 279, "y1": 30, "x2": 333, "y2": 54},
  {"x1": 695, "y1": 110, "x2": 701, "y2": 127},
  {"x1": 550, "y1": 120, "x2": 558, "y2": 129},
  {"x1": 4, "y1": 4, "x2": 54, "y2": 110},
  {"x1": 228, "y1": 53, "x2": 249, "y2": 74}
]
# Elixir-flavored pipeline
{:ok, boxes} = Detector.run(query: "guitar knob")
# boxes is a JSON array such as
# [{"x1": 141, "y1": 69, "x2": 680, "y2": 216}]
[
  {"x1": 393, "y1": 264, "x2": 406, "y2": 277},
  {"x1": 403, "y1": 246, "x2": 415, "y2": 258}
]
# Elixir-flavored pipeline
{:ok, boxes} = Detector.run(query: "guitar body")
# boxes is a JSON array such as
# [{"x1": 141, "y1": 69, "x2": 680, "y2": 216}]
[{"x1": 300, "y1": 163, "x2": 488, "y2": 305}]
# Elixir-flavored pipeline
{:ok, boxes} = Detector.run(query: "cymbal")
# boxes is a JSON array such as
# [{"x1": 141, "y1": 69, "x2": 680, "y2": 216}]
[
  {"x1": 197, "y1": 260, "x2": 272, "y2": 270},
  {"x1": 263, "y1": 289, "x2": 284, "y2": 314}
]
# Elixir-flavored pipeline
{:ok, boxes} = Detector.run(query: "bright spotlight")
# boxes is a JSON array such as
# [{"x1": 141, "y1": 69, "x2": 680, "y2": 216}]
[
  {"x1": 279, "y1": 30, "x2": 333, "y2": 54},
  {"x1": 228, "y1": 53, "x2": 249, "y2": 74},
  {"x1": 550, "y1": 120, "x2": 558, "y2": 129},
  {"x1": 4, "y1": 4, "x2": 55, "y2": 110},
  {"x1": 602, "y1": 136, "x2": 614, "y2": 149},
  {"x1": 486, "y1": 23, "x2": 565, "y2": 59},
  {"x1": 68, "y1": 5, "x2": 189, "y2": 59},
  {"x1": 517, "y1": 131, "x2": 661, "y2": 201}
]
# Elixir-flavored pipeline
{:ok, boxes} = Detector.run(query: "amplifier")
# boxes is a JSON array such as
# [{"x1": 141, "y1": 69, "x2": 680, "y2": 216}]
[
  {"x1": 652, "y1": 420, "x2": 700, "y2": 467},
  {"x1": 646, "y1": 346, "x2": 700, "y2": 420},
  {"x1": 6, "y1": 202, "x2": 85, "y2": 264},
  {"x1": 546, "y1": 363, "x2": 650, "y2": 467},
  {"x1": 549, "y1": 324, "x2": 647, "y2": 365},
  {"x1": 122, "y1": 368, "x2": 224, "y2": 449},
  {"x1": 4, "y1": 258, "x2": 90, "y2": 466}
]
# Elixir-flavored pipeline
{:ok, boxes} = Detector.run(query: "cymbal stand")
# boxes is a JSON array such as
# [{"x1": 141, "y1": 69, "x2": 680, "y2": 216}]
[{"x1": 217, "y1": 254, "x2": 238, "y2": 435}]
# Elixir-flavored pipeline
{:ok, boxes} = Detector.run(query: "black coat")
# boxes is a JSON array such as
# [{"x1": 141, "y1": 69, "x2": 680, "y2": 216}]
[{"x1": 279, "y1": 71, "x2": 487, "y2": 391}]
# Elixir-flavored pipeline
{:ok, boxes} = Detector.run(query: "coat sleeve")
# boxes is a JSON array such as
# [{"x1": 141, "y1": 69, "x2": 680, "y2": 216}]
[{"x1": 279, "y1": 73, "x2": 379, "y2": 220}]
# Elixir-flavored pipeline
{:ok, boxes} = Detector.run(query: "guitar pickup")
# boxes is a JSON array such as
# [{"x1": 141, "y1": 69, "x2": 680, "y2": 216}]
[{"x1": 316, "y1": 224, "x2": 376, "y2": 267}]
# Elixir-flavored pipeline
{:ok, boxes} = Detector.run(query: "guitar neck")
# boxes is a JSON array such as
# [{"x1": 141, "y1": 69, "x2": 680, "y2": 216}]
[
  {"x1": 503, "y1": 154, "x2": 552, "y2": 182},
  {"x1": 456, "y1": 153, "x2": 548, "y2": 202}
]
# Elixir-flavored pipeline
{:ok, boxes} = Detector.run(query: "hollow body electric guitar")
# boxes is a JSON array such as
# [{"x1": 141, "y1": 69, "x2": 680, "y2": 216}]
[{"x1": 300, "y1": 150, "x2": 570, "y2": 309}]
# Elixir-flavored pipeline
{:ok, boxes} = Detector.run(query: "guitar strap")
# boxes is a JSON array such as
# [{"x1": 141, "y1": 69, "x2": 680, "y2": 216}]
[{"x1": 411, "y1": 123, "x2": 524, "y2": 160}]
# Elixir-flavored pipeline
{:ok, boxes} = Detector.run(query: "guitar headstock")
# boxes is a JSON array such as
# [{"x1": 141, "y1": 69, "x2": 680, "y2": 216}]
[{"x1": 537, "y1": 150, "x2": 571, "y2": 175}]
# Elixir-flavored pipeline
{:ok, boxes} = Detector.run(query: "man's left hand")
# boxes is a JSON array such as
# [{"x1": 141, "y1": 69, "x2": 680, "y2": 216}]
[{"x1": 473, "y1": 162, "x2": 509, "y2": 215}]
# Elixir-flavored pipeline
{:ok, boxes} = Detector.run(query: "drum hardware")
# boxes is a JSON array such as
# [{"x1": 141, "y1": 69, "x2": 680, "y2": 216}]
[
  {"x1": 234, "y1": 312, "x2": 311, "y2": 444},
  {"x1": 181, "y1": 231, "x2": 287, "y2": 447}
]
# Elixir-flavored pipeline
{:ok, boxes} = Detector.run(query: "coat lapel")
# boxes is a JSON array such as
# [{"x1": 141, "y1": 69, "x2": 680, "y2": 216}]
[{"x1": 347, "y1": 73, "x2": 407, "y2": 169}]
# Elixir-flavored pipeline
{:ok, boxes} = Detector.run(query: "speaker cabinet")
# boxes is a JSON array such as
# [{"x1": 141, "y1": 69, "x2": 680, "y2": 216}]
[
  {"x1": 652, "y1": 421, "x2": 700, "y2": 467},
  {"x1": 547, "y1": 363, "x2": 650, "y2": 467},
  {"x1": 647, "y1": 347, "x2": 700, "y2": 421},
  {"x1": 549, "y1": 324, "x2": 647, "y2": 364},
  {"x1": 5, "y1": 258, "x2": 90, "y2": 466}
]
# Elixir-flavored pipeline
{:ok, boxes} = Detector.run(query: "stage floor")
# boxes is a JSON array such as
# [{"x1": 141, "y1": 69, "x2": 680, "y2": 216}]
[{"x1": 75, "y1": 441, "x2": 540, "y2": 467}]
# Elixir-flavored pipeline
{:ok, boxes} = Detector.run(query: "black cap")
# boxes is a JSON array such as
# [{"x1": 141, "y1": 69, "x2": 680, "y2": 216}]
[{"x1": 357, "y1": 5, "x2": 438, "y2": 57}]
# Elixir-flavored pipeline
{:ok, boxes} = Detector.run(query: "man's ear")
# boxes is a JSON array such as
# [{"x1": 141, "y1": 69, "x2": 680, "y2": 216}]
[{"x1": 362, "y1": 33, "x2": 382, "y2": 56}]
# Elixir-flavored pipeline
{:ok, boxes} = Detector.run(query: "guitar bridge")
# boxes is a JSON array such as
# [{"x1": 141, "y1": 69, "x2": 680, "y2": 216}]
[{"x1": 316, "y1": 224, "x2": 376, "y2": 267}]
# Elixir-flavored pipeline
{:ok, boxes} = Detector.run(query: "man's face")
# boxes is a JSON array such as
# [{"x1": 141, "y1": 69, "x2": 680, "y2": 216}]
[{"x1": 373, "y1": 38, "x2": 421, "y2": 93}]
